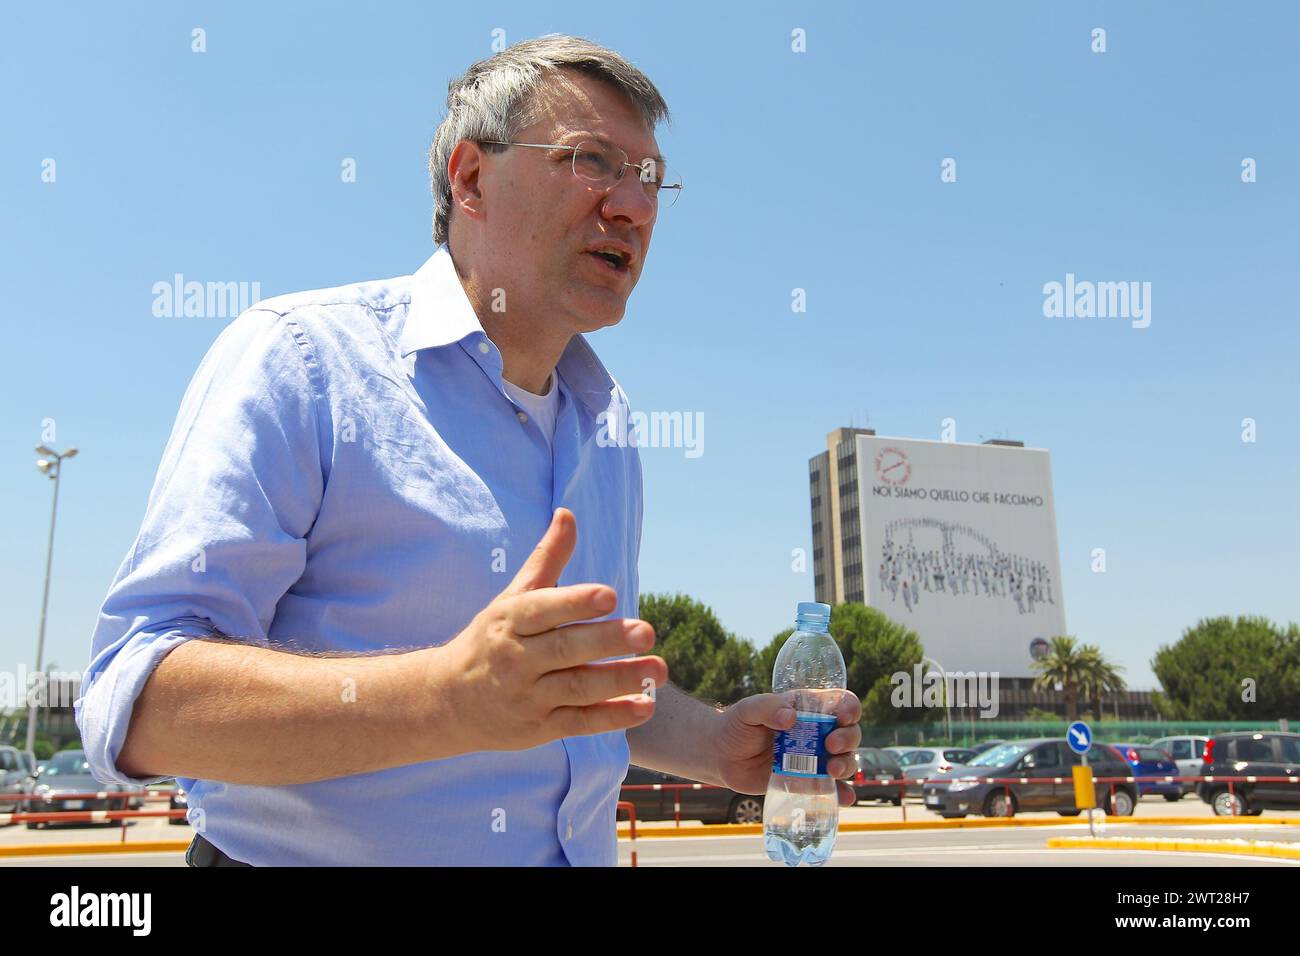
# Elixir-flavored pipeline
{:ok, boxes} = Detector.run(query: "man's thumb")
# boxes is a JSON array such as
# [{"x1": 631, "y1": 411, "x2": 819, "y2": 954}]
[{"x1": 502, "y1": 507, "x2": 577, "y2": 595}]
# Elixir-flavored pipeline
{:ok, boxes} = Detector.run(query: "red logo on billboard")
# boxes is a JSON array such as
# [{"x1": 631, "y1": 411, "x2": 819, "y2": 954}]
[{"x1": 874, "y1": 447, "x2": 911, "y2": 485}]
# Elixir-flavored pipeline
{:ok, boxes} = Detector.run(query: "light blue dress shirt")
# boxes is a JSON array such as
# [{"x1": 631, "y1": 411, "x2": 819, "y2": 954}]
[{"x1": 74, "y1": 244, "x2": 643, "y2": 866}]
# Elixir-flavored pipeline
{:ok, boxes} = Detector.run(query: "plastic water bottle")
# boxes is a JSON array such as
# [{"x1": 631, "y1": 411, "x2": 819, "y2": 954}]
[{"x1": 763, "y1": 601, "x2": 847, "y2": 867}]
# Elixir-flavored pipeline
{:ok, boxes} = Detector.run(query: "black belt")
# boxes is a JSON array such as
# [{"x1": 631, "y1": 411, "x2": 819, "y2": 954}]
[{"x1": 186, "y1": 833, "x2": 253, "y2": 867}]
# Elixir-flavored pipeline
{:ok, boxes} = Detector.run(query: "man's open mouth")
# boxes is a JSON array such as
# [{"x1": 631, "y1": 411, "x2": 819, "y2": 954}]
[{"x1": 585, "y1": 244, "x2": 634, "y2": 273}]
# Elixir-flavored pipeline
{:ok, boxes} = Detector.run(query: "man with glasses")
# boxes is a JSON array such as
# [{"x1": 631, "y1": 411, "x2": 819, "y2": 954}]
[{"x1": 77, "y1": 34, "x2": 860, "y2": 866}]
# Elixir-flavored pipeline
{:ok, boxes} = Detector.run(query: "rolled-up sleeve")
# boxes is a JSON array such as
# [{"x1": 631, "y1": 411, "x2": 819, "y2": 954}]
[{"x1": 75, "y1": 308, "x2": 327, "y2": 786}]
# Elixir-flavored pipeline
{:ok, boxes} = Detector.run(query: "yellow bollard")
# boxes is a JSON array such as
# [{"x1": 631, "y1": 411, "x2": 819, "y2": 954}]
[{"x1": 1072, "y1": 765, "x2": 1096, "y2": 810}]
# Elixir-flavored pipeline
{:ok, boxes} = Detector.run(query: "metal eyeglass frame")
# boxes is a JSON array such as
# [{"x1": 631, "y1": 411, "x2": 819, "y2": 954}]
[{"x1": 478, "y1": 140, "x2": 682, "y2": 203}]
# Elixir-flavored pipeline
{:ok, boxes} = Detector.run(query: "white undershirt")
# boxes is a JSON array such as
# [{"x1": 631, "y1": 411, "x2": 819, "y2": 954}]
[{"x1": 501, "y1": 371, "x2": 560, "y2": 447}]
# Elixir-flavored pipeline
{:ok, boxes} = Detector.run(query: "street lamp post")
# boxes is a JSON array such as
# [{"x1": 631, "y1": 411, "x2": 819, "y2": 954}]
[
  {"x1": 920, "y1": 655, "x2": 951, "y2": 743},
  {"x1": 27, "y1": 444, "x2": 77, "y2": 755}
]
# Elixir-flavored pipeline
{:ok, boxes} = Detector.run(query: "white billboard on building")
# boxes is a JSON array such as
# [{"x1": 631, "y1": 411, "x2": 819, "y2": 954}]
[{"x1": 856, "y1": 434, "x2": 1066, "y2": 676}]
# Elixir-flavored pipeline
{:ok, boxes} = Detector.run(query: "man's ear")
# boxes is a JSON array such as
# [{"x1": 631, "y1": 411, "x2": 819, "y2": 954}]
[{"x1": 447, "y1": 141, "x2": 487, "y2": 225}]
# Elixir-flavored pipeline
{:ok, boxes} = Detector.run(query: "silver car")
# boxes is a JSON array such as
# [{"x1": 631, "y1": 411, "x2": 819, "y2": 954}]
[
  {"x1": 0, "y1": 746, "x2": 36, "y2": 820},
  {"x1": 895, "y1": 747, "x2": 979, "y2": 795},
  {"x1": 27, "y1": 749, "x2": 137, "y2": 829},
  {"x1": 1152, "y1": 736, "x2": 1209, "y2": 795}
]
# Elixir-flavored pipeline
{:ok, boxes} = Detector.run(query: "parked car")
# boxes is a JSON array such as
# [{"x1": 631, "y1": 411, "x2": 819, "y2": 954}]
[
  {"x1": 620, "y1": 765, "x2": 763, "y2": 825},
  {"x1": 26, "y1": 749, "x2": 136, "y2": 829},
  {"x1": 852, "y1": 748, "x2": 905, "y2": 804},
  {"x1": 1112, "y1": 743, "x2": 1182, "y2": 800},
  {"x1": 146, "y1": 779, "x2": 191, "y2": 825},
  {"x1": 1152, "y1": 736, "x2": 1208, "y2": 795},
  {"x1": 169, "y1": 781, "x2": 189, "y2": 825},
  {"x1": 896, "y1": 747, "x2": 978, "y2": 795},
  {"x1": 922, "y1": 738, "x2": 1138, "y2": 819},
  {"x1": 1196, "y1": 732, "x2": 1300, "y2": 816},
  {"x1": 0, "y1": 746, "x2": 36, "y2": 820},
  {"x1": 969, "y1": 739, "x2": 1007, "y2": 756}
]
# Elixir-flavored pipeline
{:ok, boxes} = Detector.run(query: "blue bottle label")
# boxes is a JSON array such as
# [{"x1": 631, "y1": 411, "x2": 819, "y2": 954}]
[{"x1": 772, "y1": 712, "x2": 837, "y2": 777}]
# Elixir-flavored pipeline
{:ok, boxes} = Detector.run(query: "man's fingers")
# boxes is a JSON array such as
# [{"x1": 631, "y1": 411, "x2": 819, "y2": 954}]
[
  {"x1": 501, "y1": 507, "x2": 578, "y2": 597},
  {"x1": 735, "y1": 692, "x2": 859, "y2": 732},
  {"x1": 736, "y1": 693, "x2": 860, "y2": 776},
  {"x1": 836, "y1": 690, "x2": 863, "y2": 726},
  {"x1": 827, "y1": 750, "x2": 859, "y2": 778},
  {"x1": 537, "y1": 656, "x2": 667, "y2": 709},
  {"x1": 548, "y1": 695, "x2": 657, "y2": 738},
  {"x1": 734, "y1": 693, "x2": 798, "y2": 731},
  {"x1": 827, "y1": 724, "x2": 862, "y2": 755},
  {"x1": 507, "y1": 584, "x2": 618, "y2": 636},
  {"x1": 524, "y1": 617, "x2": 655, "y2": 669}
]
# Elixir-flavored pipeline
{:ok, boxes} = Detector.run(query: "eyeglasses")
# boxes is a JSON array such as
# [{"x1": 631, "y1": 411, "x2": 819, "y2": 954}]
[{"x1": 479, "y1": 139, "x2": 682, "y2": 208}]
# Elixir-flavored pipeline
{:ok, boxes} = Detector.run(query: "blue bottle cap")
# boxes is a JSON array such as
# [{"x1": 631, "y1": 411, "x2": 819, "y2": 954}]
[{"x1": 795, "y1": 602, "x2": 831, "y2": 629}]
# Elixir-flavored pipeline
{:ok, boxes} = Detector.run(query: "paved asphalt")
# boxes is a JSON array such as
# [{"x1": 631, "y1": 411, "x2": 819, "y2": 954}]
[{"x1": 3, "y1": 795, "x2": 1297, "y2": 867}]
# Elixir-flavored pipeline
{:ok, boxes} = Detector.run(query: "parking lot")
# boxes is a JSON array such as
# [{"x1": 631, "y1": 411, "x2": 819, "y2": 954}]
[{"x1": 3, "y1": 791, "x2": 1298, "y2": 866}]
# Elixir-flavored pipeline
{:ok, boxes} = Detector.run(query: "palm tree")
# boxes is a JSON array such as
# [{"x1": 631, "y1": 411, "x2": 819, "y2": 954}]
[
  {"x1": 1031, "y1": 636, "x2": 1089, "y2": 722},
  {"x1": 1078, "y1": 645, "x2": 1127, "y2": 723}
]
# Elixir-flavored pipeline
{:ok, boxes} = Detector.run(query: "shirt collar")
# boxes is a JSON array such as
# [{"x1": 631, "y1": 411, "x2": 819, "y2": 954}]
[{"x1": 400, "y1": 244, "x2": 620, "y2": 416}]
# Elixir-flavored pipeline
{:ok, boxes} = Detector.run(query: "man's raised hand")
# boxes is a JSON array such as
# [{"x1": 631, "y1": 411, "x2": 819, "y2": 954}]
[{"x1": 437, "y1": 507, "x2": 667, "y2": 752}]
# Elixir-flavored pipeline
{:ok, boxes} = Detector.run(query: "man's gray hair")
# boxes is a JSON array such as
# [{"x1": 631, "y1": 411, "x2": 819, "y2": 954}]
[{"x1": 428, "y1": 35, "x2": 670, "y2": 245}]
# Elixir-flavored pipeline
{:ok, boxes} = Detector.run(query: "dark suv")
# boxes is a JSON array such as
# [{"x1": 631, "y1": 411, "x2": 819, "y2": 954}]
[
  {"x1": 922, "y1": 738, "x2": 1139, "y2": 818},
  {"x1": 1196, "y1": 731, "x2": 1300, "y2": 816}
]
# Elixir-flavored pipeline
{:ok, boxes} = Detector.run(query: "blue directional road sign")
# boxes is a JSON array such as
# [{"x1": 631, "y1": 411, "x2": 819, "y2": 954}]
[{"x1": 1067, "y1": 721, "x2": 1093, "y2": 754}]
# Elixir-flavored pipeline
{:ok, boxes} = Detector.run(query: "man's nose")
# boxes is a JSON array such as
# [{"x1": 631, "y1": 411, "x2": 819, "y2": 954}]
[{"x1": 600, "y1": 170, "x2": 656, "y2": 226}]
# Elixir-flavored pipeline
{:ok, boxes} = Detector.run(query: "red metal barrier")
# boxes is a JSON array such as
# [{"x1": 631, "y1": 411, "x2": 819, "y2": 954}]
[
  {"x1": 616, "y1": 800, "x2": 637, "y2": 867},
  {"x1": 2, "y1": 790, "x2": 186, "y2": 843},
  {"x1": 917, "y1": 773, "x2": 1300, "y2": 786},
  {"x1": 620, "y1": 781, "x2": 710, "y2": 828},
  {"x1": 12, "y1": 808, "x2": 186, "y2": 824},
  {"x1": 623, "y1": 773, "x2": 1300, "y2": 824}
]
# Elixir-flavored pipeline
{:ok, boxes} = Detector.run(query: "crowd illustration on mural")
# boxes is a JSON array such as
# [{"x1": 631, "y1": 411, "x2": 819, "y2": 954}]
[{"x1": 876, "y1": 517, "x2": 1056, "y2": 615}]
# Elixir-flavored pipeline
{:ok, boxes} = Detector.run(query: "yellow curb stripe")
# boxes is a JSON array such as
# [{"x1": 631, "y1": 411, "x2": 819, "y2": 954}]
[
  {"x1": 0, "y1": 840, "x2": 190, "y2": 858},
  {"x1": 1046, "y1": 836, "x2": 1300, "y2": 859}
]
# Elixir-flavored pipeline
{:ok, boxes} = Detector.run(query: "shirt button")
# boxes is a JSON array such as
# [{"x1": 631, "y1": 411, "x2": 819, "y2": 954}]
[
  {"x1": 516, "y1": 411, "x2": 528, "y2": 423},
  {"x1": 565, "y1": 823, "x2": 574, "y2": 841},
  {"x1": 477, "y1": 341, "x2": 490, "y2": 354}
]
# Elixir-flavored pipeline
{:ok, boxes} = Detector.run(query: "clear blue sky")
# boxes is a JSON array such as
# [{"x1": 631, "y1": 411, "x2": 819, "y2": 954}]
[{"x1": 3, "y1": 1, "x2": 1297, "y2": 691}]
